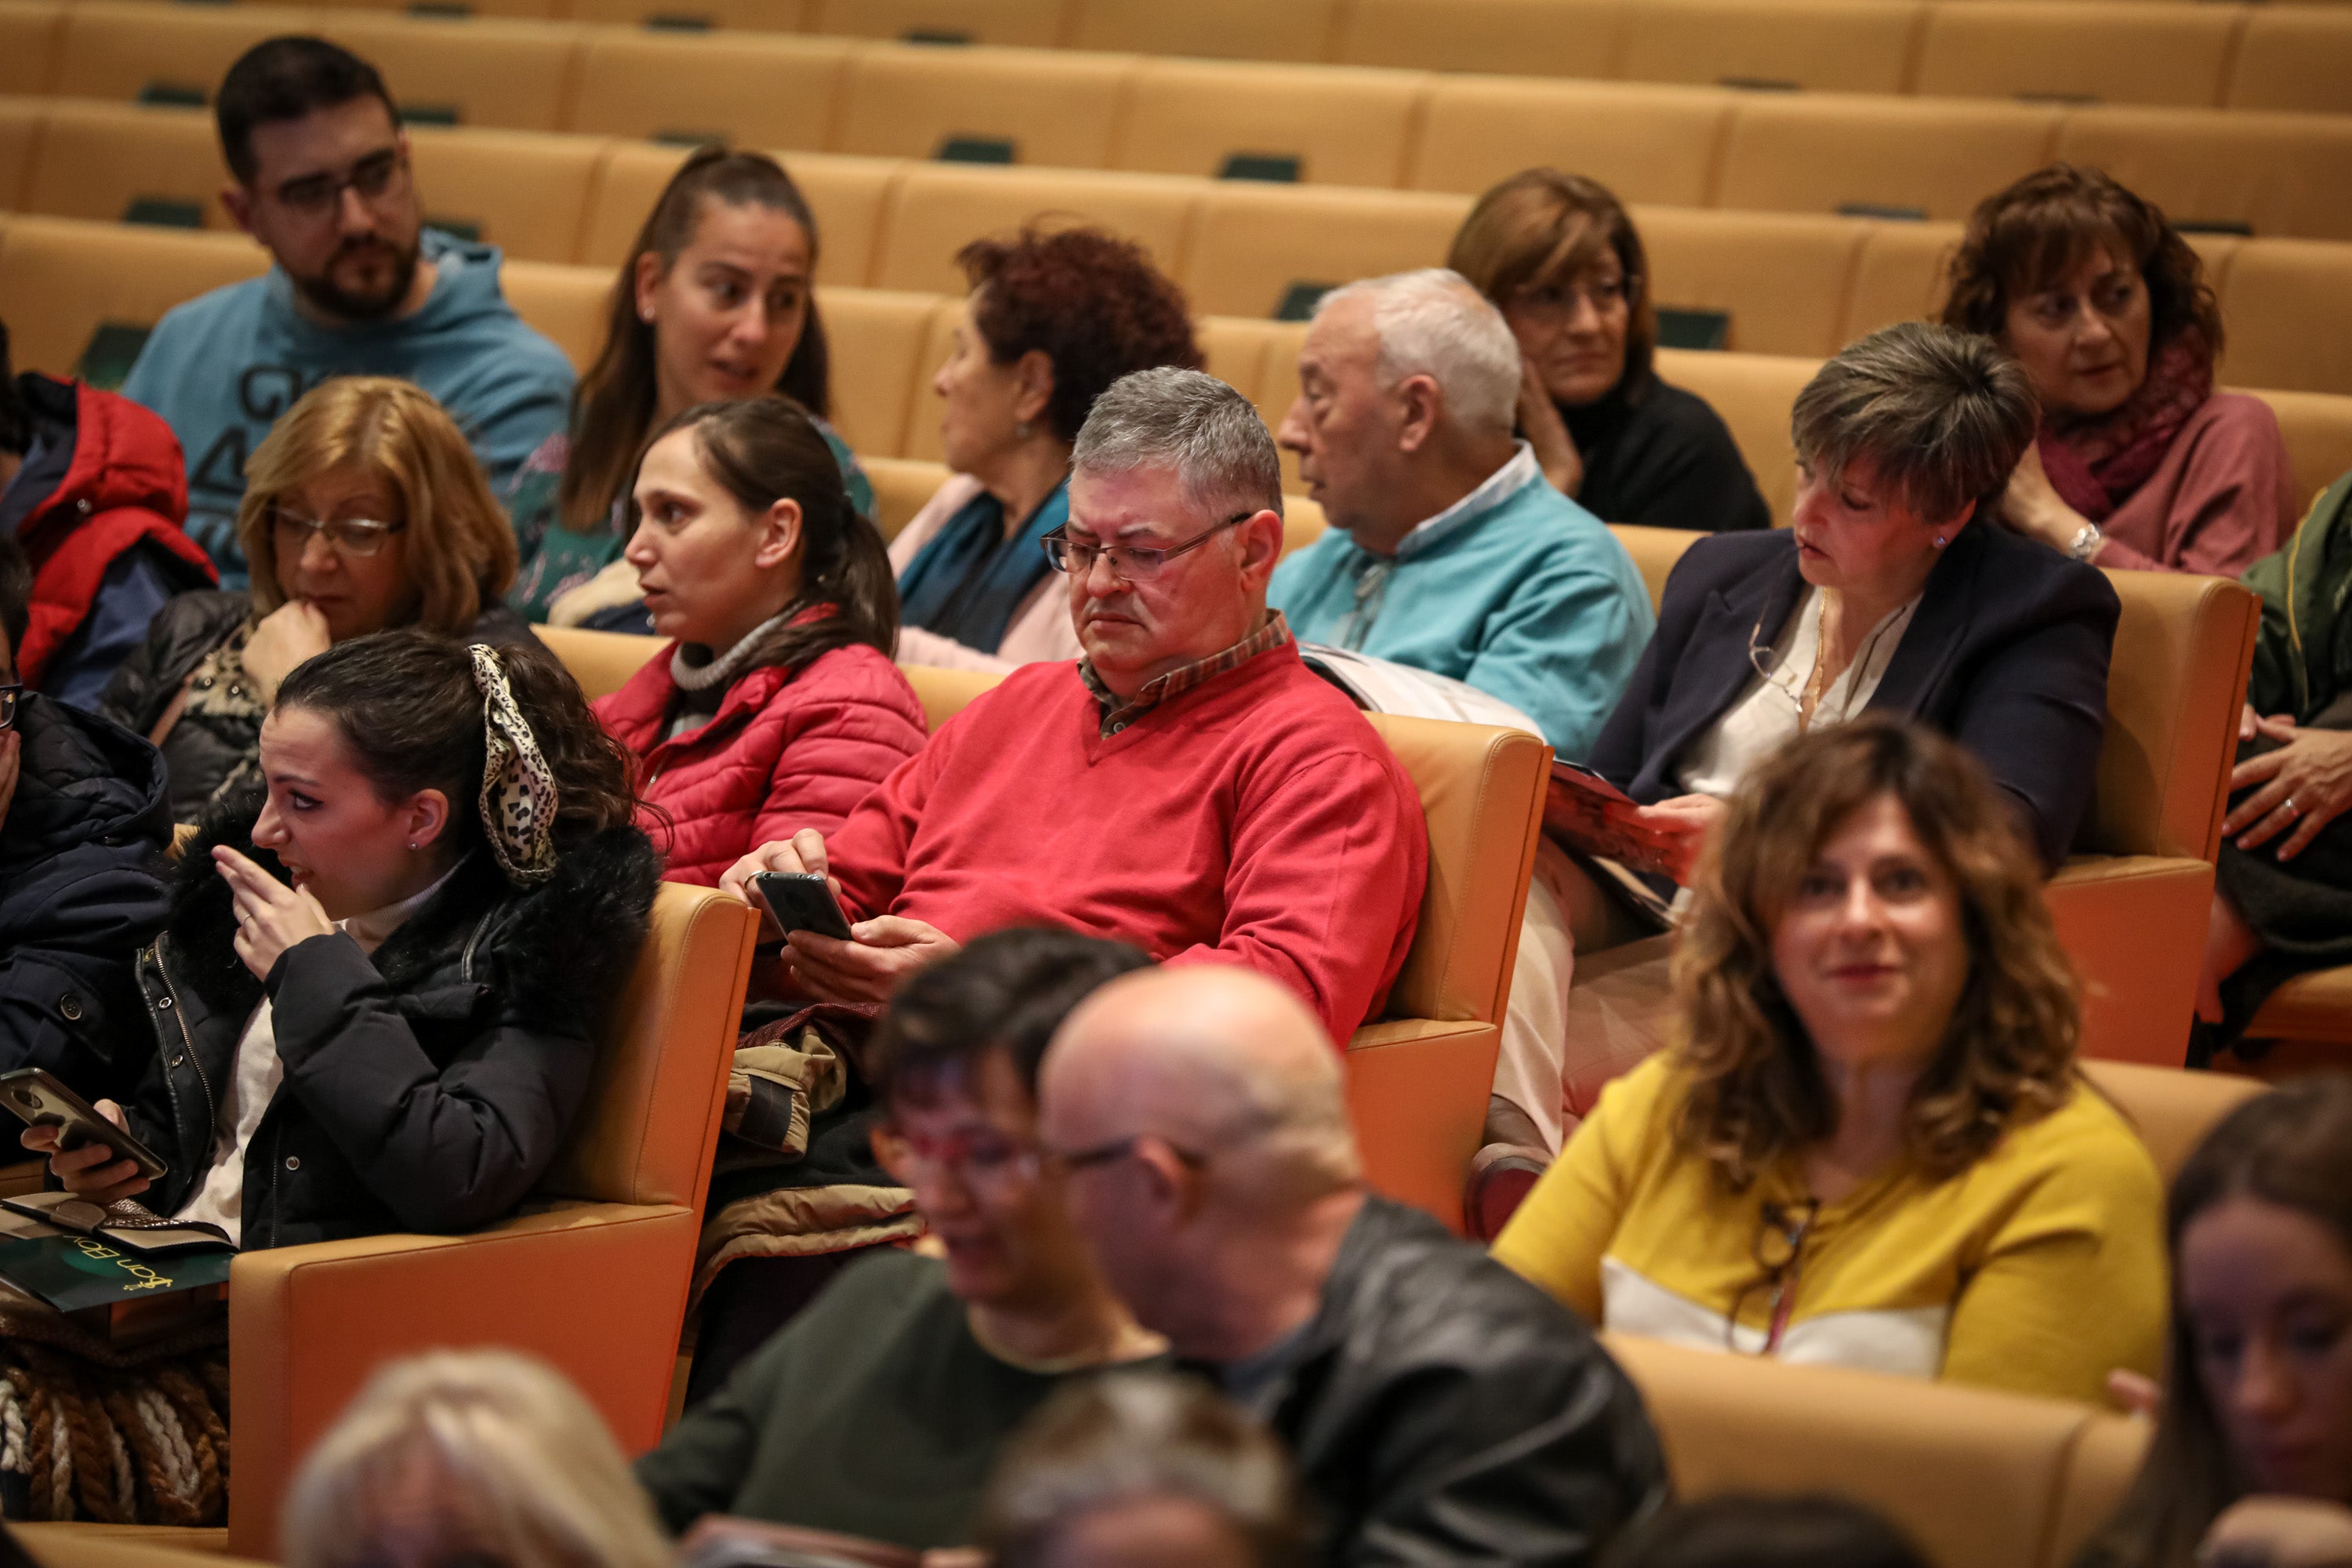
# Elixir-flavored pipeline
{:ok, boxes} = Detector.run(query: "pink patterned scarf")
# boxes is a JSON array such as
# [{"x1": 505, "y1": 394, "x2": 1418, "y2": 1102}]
[{"x1": 2036, "y1": 328, "x2": 2215, "y2": 523}]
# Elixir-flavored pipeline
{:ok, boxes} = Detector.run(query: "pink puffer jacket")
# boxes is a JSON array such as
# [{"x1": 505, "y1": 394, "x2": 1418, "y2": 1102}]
[{"x1": 594, "y1": 641, "x2": 929, "y2": 886}]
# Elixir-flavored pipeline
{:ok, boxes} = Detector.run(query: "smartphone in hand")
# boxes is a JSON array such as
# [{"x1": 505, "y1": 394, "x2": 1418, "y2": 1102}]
[
  {"x1": 0, "y1": 1069, "x2": 167, "y2": 1180},
  {"x1": 750, "y1": 871, "x2": 856, "y2": 942}
]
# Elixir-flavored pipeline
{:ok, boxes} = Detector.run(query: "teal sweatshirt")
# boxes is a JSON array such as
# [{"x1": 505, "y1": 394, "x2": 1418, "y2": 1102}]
[
  {"x1": 122, "y1": 228, "x2": 573, "y2": 586},
  {"x1": 1271, "y1": 445, "x2": 1655, "y2": 760}
]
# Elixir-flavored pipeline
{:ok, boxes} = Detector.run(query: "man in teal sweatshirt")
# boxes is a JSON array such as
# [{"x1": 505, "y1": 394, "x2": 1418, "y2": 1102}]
[
  {"x1": 1271, "y1": 270, "x2": 1653, "y2": 763},
  {"x1": 122, "y1": 38, "x2": 572, "y2": 586}
]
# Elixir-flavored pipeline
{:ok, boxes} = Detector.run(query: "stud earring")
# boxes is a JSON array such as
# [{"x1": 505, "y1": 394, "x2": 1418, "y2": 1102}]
[
  {"x1": 1933, "y1": 535, "x2": 1948, "y2": 549},
  {"x1": 1015, "y1": 420, "x2": 1033, "y2": 440}
]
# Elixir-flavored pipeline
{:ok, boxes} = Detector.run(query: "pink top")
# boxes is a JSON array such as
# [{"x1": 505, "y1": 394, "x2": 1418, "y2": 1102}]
[{"x1": 2090, "y1": 392, "x2": 2300, "y2": 577}]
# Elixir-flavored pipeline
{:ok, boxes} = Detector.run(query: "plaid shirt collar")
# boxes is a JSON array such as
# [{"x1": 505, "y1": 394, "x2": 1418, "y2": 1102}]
[{"x1": 1080, "y1": 612, "x2": 1293, "y2": 738}]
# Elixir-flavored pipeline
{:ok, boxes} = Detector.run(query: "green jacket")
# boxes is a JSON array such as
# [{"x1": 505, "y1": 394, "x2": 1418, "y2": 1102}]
[{"x1": 2244, "y1": 468, "x2": 2352, "y2": 722}]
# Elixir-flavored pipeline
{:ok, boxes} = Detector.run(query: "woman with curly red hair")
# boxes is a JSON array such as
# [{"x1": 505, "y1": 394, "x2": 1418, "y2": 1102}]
[
  {"x1": 1496, "y1": 715, "x2": 2165, "y2": 1407},
  {"x1": 1940, "y1": 164, "x2": 2297, "y2": 577},
  {"x1": 892, "y1": 227, "x2": 1201, "y2": 670}
]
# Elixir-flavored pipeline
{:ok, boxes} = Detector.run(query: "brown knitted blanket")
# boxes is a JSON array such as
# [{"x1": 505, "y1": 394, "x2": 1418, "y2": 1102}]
[{"x1": 0, "y1": 1308, "x2": 230, "y2": 1523}]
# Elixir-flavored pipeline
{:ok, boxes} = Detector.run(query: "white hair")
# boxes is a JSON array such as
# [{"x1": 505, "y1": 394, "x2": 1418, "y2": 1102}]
[{"x1": 1316, "y1": 268, "x2": 1523, "y2": 435}]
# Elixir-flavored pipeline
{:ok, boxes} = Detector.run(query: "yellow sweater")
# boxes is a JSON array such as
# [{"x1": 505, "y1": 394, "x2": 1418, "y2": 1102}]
[{"x1": 1492, "y1": 1054, "x2": 2167, "y2": 1407}]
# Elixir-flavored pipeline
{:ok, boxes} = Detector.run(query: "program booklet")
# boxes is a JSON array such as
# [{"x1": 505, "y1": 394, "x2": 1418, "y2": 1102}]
[{"x1": 0, "y1": 1232, "x2": 231, "y2": 1314}]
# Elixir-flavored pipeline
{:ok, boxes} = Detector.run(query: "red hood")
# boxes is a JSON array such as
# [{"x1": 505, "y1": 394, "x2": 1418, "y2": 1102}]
[{"x1": 18, "y1": 382, "x2": 190, "y2": 555}]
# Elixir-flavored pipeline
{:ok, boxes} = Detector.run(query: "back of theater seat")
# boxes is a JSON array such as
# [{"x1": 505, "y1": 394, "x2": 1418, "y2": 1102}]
[
  {"x1": 2226, "y1": 7, "x2": 2352, "y2": 114},
  {"x1": 1410, "y1": 77, "x2": 1733, "y2": 209},
  {"x1": 863, "y1": 454, "x2": 949, "y2": 539},
  {"x1": 1913, "y1": 2, "x2": 2239, "y2": 109},
  {"x1": 2247, "y1": 387, "x2": 2352, "y2": 514},
  {"x1": 1196, "y1": 314, "x2": 1284, "y2": 411},
  {"x1": 51, "y1": 0, "x2": 294, "y2": 107},
  {"x1": 1247, "y1": 319, "x2": 1312, "y2": 491},
  {"x1": 1281, "y1": 494, "x2": 1327, "y2": 559},
  {"x1": 0, "y1": 215, "x2": 268, "y2": 383},
  {"x1": 1618, "y1": 0, "x2": 1925, "y2": 95},
  {"x1": 318, "y1": 13, "x2": 583, "y2": 132},
  {"x1": 405, "y1": 127, "x2": 607, "y2": 263},
  {"x1": 2082, "y1": 1058, "x2": 2263, "y2": 1185},
  {"x1": 1651, "y1": 347, "x2": 1813, "y2": 521},
  {"x1": 806, "y1": 0, "x2": 1071, "y2": 48},
  {"x1": 866, "y1": 162, "x2": 1199, "y2": 296},
  {"x1": 1604, "y1": 1334, "x2": 2145, "y2": 1568},
  {"x1": 821, "y1": 287, "x2": 949, "y2": 459},
  {"x1": 2217, "y1": 241, "x2": 2352, "y2": 397},
  {"x1": 2052, "y1": 107, "x2": 2352, "y2": 244},
  {"x1": 1334, "y1": 0, "x2": 1628, "y2": 79},
  {"x1": 566, "y1": 29, "x2": 853, "y2": 151},
  {"x1": 1073, "y1": 0, "x2": 1341, "y2": 62},
  {"x1": 20, "y1": 98, "x2": 229, "y2": 230},
  {"x1": 0, "y1": 1, "x2": 62, "y2": 97},
  {"x1": 774, "y1": 152, "x2": 904, "y2": 289},
  {"x1": 566, "y1": 0, "x2": 811, "y2": 28},
  {"x1": 1606, "y1": 524, "x2": 1702, "y2": 610},
  {"x1": 1836, "y1": 218, "x2": 1964, "y2": 343},
  {"x1": 1714, "y1": 93, "x2": 2061, "y2": 222},
  {"x1": 576, "y1": 140, "x2": 691, "y2": 267},
  {"x1": 1112, "y1": 60, "x2": 1426, "y2": 191},
  {"x1": 537, "y1": 623, "x2": 665, "y2": 699},
  {"x1": 0, "y1": 98, "x2": 35, "y2": 210},
  {"x1": 1180, "y1": 183, "x2": 1468, "y2": 321},
  {"x1": 833, "y1": 44, "x2": 1134, "y2": 168},
  {"x1": 500, "y1": 258, "x2": 613, "y2": 369},
  {"x1": 1631, "y1": 206, "x2": 1870, "y2": 358}
]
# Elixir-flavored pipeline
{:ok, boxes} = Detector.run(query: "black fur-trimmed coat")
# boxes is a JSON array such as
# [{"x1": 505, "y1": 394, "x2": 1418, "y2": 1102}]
[{"x1": 122, "y1": 792, "x2": 660, "y2": 1250}]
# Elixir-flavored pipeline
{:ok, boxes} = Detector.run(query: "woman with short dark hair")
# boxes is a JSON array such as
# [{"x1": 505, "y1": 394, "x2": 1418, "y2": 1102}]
[
  {"x1": 891, "y1": 227, "x2": 1201, "y2": 670},
  {"x1": 1498, "y1": 717, "x2": 2166, "y2": 1406},
  {"x1": 1941, "y1": 164, "x2": 2296, "y2": 577}
]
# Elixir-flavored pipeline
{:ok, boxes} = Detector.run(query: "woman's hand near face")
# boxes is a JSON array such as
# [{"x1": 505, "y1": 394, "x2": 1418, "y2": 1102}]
[
  {"x1": 1632, "y1": 794, "x2": 1727, "y2": 884},
  {"x1": 2224, "y1": 723, "x2": 2352, "y2": 861},
  {"x1": 2201, "y1": 1497, "x2": 2352, "y2": 1568},
  {"x1": 20, "y1": 1099, "x2": 151, "y2": 1205},
  {"x1": 2000, "y1": 442, "x2": 2093, "y2": 557},
  {"x1": 241, "y1": 599, "x2": 333, "y2": 700},
  {"x1": 213, "y1": 844, "x2": 337, "y2": 979},
  {"x1": 1518, "y1": 356, "x2": 1583, "y2": 499}
]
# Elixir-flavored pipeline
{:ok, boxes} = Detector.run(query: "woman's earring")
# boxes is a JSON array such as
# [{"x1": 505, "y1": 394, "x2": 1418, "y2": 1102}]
[
  {"x1": 1015, "y1": 420, "x2": 1033, "y2": 441},
  {"x1": 1933, "y1": 535, "x2": 1948, "y2": 549}
]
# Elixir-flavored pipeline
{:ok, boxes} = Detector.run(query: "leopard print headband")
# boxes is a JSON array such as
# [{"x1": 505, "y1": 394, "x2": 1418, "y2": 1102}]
[{"x1": 468, "y1": 644, "x2": 559, "y2": 886}]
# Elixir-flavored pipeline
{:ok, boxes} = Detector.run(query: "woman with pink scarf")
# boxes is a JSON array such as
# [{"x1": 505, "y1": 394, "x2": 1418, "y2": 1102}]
[{"x1": 1940, "y1": 165, "x2": 2299, "y2": 578}]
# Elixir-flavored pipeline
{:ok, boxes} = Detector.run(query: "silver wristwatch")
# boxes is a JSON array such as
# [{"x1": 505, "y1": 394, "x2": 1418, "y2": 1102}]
[{"x1": 2067, "y1": 521, "x2": 2105, "y2": 563}]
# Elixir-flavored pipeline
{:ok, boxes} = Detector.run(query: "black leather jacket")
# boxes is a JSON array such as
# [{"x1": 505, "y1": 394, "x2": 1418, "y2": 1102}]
[
  {"x1": 1232, "y1": 1196, "x2": 1670, "y2": 1567},
  {"x1": 123, "y1": 797, "x2": 659, "y2": 1250},
  {"x1": 100, "y1": 591, "x2": 538, "y2": 826}
]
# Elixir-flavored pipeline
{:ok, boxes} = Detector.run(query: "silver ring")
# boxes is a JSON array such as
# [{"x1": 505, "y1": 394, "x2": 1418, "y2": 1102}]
[{"x1": 2286, "y1": 796, "x2": 2300, "y2": 816}]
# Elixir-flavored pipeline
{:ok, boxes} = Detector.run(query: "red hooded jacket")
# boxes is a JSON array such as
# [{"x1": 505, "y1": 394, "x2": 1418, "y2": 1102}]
[{"x1": 9, "y1": 377, "x2": 216, "y2": 689}]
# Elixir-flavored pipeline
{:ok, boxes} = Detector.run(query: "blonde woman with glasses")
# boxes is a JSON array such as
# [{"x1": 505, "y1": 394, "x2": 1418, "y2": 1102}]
[{"x1": 101, "y1": 377, "x2": 532, "y2": 823}]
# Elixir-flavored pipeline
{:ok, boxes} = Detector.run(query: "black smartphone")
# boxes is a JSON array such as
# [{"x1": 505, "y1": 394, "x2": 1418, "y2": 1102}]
[
  {"x1": 0, "y1": 1069, "x2": 167, "y2": 1181},
  {"x1": 751, "y1": 871, "x2": 856, "y2": 942}
]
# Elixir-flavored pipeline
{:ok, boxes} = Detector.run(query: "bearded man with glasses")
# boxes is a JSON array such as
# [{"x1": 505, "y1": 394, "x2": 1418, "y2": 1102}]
[
  {"x1": 721, "y1": 367, "x2": 1427, "y2": 1056},
  {"x1": 119, "y1": 37, "x2": 572, "y2": 585}
]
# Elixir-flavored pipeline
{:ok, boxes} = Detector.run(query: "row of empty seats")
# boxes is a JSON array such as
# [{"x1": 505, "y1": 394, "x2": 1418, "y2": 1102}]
[
  {"x1": 7, "y1": 98, "x2": 2352, "y2": 399},
  {"x1": 7, "y1": 212, "x2": 2350, "y2": 530},
  {"x1": 50, "y1": 0, "x2": 2352, "y2": 114},
  {"x1": 6, "y1": 1, "x2": 2352, "y2": 238}
]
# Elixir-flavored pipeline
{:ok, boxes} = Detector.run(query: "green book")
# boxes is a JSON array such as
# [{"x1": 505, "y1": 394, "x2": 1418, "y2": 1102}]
[{"x1": 0, "y1": 1232, "x2": 231, "y2": 1313}]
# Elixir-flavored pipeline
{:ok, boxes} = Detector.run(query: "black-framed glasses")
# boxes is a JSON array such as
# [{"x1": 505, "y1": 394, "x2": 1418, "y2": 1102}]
[
  {"x1": 274, "y1": 510, "x2": 408, "y2": 558},
  {"x1": 1051, "y1": 1134, "x2": 1210, "y2": 1173},
  {"x1": 274, "y1": 148, "x2": 409, "y2": 221},
  {"x1": 1041, "y1": 513, "x2": 1253, "y2": 581},
  {"x1": 0, "y1": 685, "x2": 20, "y2": 732},
  {"x1": 1726, "y1": 1198, "x2": 1819, "y2": 1356}
]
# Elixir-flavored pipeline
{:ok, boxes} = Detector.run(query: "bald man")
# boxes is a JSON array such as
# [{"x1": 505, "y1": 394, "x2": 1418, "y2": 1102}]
[{"x1": 1040, "y1": 967, "x2": 1668, "y2": 1568}]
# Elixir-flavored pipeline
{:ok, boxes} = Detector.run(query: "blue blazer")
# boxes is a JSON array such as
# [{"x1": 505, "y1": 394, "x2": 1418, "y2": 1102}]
[{"x1": 1590, "y1": 523, "x2": 2120, "y2": 869}]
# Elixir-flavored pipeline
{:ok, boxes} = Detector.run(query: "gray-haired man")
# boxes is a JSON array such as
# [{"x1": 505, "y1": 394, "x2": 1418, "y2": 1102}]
[{"x1": 721, "y1": 368, "x2": 1429, "y2": 1051}]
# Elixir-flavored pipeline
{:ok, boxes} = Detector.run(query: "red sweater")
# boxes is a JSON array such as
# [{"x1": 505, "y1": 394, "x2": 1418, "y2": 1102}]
[
  {"x1": 828, "y1": 644, "x2": 1430, "y2": 1047},
  {"x1": 595, "y1": 642, "x2": 928, "y2": 886}
]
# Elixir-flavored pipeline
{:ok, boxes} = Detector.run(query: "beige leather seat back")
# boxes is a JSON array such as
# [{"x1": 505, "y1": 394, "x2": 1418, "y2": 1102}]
[
  {"x1": 321, "y1": 13, "x2": 583, "y2": 132},
  {"x1": 537, "y1": 624, "x2": 666, "y2": 701},
  {"x1": 24, "y1": 100, "x2": 227, "y2": 230},
  {"x1": 1337, "y1": 0, "x2": 1628, "y2": 79},
  {"x1": 0, "y1": 1, "x2": 62, "y2": 99},
  {"x1": 1632, "y1": 205, "x2": 1870, "y2": 358},
  {"x1": 833, "y1": 44, "x2": 1135, "y2": 167},
  {"x1": 1113, "y1": 60, "x2": 1426, "y2": 190},
  {"x1": 2219, "y1": 240, "x2": 2352, "y2": 397},
  {"x1": 2087, "y1": 572, "x2": 2259, "y2": 861},
  {"x1": 1620, "y1": 0, "x2": 1924, "y2": 95},
  {"x1": 536, "y1": 884, "x2": 758, "y2": 1211},
  {"x1": 1714, "y1": 93, "x2": 2061, "y2": 223},
  {"x1": 807, "y1": 0, "x2": 1068, "y2": 48},
  {"x1": 869, "y1": 162, "x2": 1199, "y2": 296},
  {"x1": 902, "y1": 663, "x2": 1008, "y2": 731},
  {"x1": 502, "y1": 258, "x2": 613, "y2": 370},
  {"x1": 822, "y1": 287, "x2": 949, "y2": 460},
  {"x1": 1914, "y1": 2, "x2": 2238, "y2": 109},
  {"x1": 2083, "y1": 1058, "x2": 2263, "y2": 1185},
  {"x1": 2226, "y1": 8, "x2": 2352, "y2": 114},
  {"x1": 0, "y1": 216, "x2": 267, "y2": 381},
  {"x1": 1180, "y1": 183, "x2": 1468, "y2": 321},
  {"x1": 865, "y1": 456, "x2": 952, "y2": 540},
  {"x1": 2052, "y1": 108, "x2": 2352, "y2": 245},
  {"x1": 1410, "y1": 78, "x2": 1732, "y2": 209},
  {"x1": 565, "y1": 31, "x2": 851, "y2": 153},
  {"x1": 1608, "y1": 524, "x2": 1704, "y2": 612},
  {"x1": 1074, "y1": 0, "x2": 1341, "y2": 63}
]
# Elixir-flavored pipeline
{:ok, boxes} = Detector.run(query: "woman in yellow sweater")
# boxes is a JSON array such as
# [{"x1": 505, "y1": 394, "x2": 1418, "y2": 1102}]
[{"x1": 1494, "y1": 716, "x2": 2165, "y2": 1406}]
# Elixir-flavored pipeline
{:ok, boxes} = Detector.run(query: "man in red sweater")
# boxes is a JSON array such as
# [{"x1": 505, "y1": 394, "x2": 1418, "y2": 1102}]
[{"x1": 720, "y1": 368, "x2": 1428, "y2": 1048}]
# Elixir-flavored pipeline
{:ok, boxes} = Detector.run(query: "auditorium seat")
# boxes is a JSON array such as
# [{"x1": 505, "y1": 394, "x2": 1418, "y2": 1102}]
[
  {"x1": 826, "y1": 287, "x2": 948, "y2": 459},
  {"x1": 0, "y1": 215, "x2": 265, "y2": 383},
  {"x1": 1606, "y1": 524, "x2": 1700, "y2": 611},
  {"x1": 1630, "y1": 205, "x2": 1869, "y2": 358},
  {"x1": 1618, "y1": 0, "x2": 1925, "y2": 95},
  {"x1": 1606, "y1": 1335, "x2": 2143, "y2": 1568},
  {"x1": 1913, "y1": 1, "x2": 2238, "y2": 109},
  {"x1": 1180, "y1": 183, "x2": 1468, "y2": 321},
  {"x1": 1112, "y1": 60, "x2": 1425, "y2": 191},
  {"x1": 0, "y1": 98, "x2": 35, "y2": 210},
  {"x1": 0, "y1": 0, "x2": 61, "y2": 98},
  {"x1": 565, "y1": 28, "x2": 852, "y2": 151},
  {"x1": 806, "y1": 0, "x2": 1069, "y2": 48},
  {"x1": 1281, "y1": 494, "x2": 1327, "y2": 558},
  {"x1": 405, "y1": 126, "x2": 605, "y2": 263},
  {"x1": 896, "y1": 297, "x2": 960, "y2": 462},
  {"x1": 1836, "y1": 219, "x2": 1964, "y2": 344},
  {"x1": 866, "y1": 162, "x2": 1197, "y2": 296},
  {"x1": 2250, "y1": 388, "x2": 2352, "y2": 513},
  {"x1": 2247, "y1": 968, "x2": 2352, "y2": 1055},
  {"x1": 49, "y1": 0, "x2": 291, "y2": 107},
  {"x1": 2225, "y1": 7, "x2": 2352, "y2": 114},
  {"x1": 318, "y1": 12, "x2": 583, "y2": 131},
  {"x1": 1652, "y1": 347, "x2": 1812, "y2": 521},
  {"x1": 1410, "y1": 77, "x2": 1732, "y2": 209},
  {"x1": 223, "y1": 881, "x2": 757, "y2": 1559},
  {"x1": 1196, "y1": 313, "x2": 1283, "y2": 409},
  {"x1": 2082, "y1": 1058, "x2": 2264, "y2": 1183},
  {"x1": 2052, "y1": 107, "x2": 2352, "y2": 243},
  {"x1": 1246, "y1": 320, "x2": 1311, "y2": 489},
  {"x1": 566, "y1": 0, "x2": 808, "y2": 27},
  {"x1": 1714, "y1": 93, "x2": 2060, "y2": 222},
  {"x1": 1334, "y1": 0, "x2": 1628, "y2": 79},
  {"x1": 20, "y1": 98, "x2": 225, "y2": 230},
  {"x1": 862, "y1": 453, "x2": 949, "y2": 539},
  {"x1": 575, "y1": 145, "x2": 900, "y2": 285},
  {"x1": 2217, "y1": 240, "x2": 2352, "y2": 397},
  {"x1": 500, "y1": 257, "x2": 612, "y2": 368},
  {"x1": 576, "y1": 139, "x2": 692, "y2": 265},
  {"x1": 1072, "y1": 0, "x2": 1341, "y2": 62},
  {"x1": 16, "y1": 1526, "x2": 241, "y2": 1563},
  {"x1": 538, "y1": 623, "x2": 665, "y2": 697},
  {"x1": 832, "y1": 43, "x2": 1134, "y2": 169}
]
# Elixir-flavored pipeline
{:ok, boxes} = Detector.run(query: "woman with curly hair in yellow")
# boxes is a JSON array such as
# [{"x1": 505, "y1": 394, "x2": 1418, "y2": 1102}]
[{"x1": 1495, "y1": 715, "x2": 2165, "y2": 1407}]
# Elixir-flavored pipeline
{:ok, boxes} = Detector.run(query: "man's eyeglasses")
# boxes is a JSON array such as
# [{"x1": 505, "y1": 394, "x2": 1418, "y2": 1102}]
[
  {"x1": 1041, "y1": 513, "x2": 1254, "y2": 582},
  {"x1": 274, "y1": 149, "x2": 408, "y2": 221},
  {"x1": 0, "y1": 685, "x2": 20, "y2": 733},
  {"x1": 1726, "y1": 1198, "x2": 1819, "y2": 1356},
  {"x1": 1051, "y1": 1134, "x2": 1210, "y2": 1173},
  {"x1": 274, "y1": 511, "x2": 407, "y2": 558}
]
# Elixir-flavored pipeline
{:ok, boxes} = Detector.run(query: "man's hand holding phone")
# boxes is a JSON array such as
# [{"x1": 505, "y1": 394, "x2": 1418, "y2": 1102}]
[
  {"x1": 720, "y1": 831, "x2": 963, "y2": 1003},
  {"x1": 20, "y1": 1098, "x2": 152, "y2": 1205}
]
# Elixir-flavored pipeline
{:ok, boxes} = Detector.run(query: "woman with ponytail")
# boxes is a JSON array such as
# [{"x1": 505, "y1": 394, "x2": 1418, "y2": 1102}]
[{"x1": 592, "y1": 396, "x2": 926, "y2": 887}]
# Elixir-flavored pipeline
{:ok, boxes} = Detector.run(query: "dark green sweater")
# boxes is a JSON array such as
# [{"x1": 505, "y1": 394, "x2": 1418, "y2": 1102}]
[{"x1": 636, "y1": 1249, "x2": 1161, "y2": 1550}]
